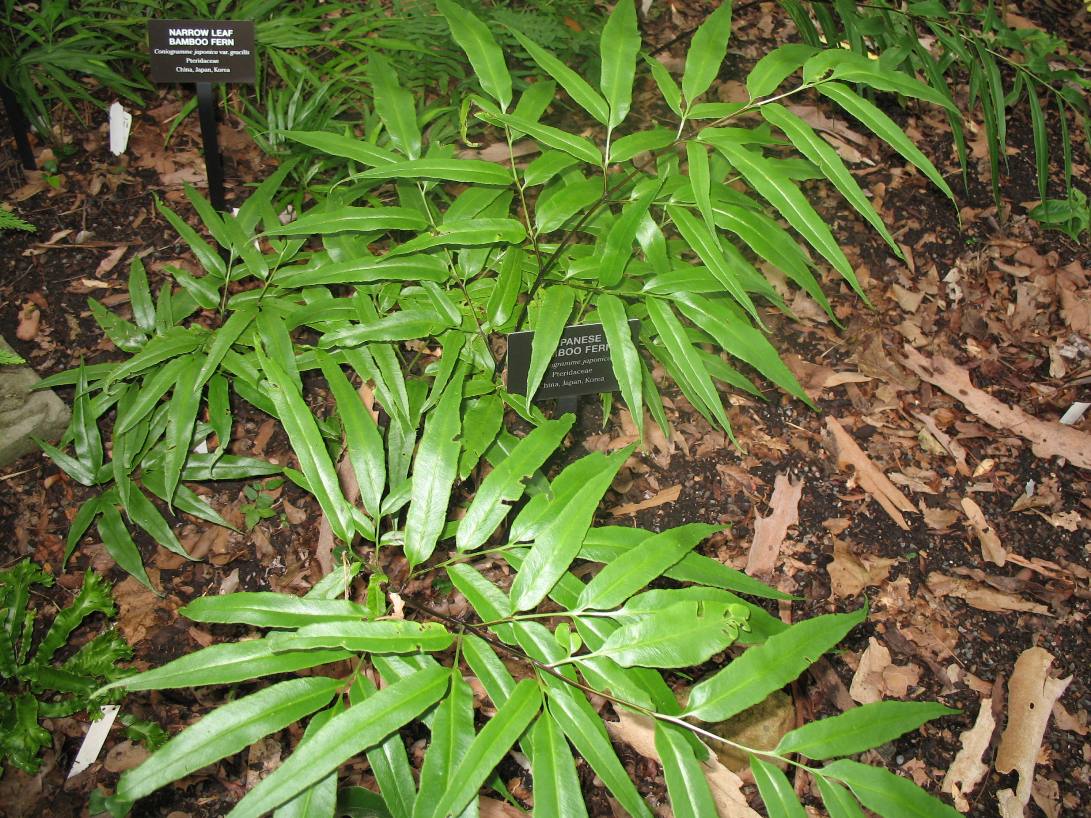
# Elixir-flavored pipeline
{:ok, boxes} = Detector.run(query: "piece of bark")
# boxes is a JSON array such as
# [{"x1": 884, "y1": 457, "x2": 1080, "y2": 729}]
[
  {"x1": 901, "y1": 347, "x2": 1091, "y2": 469},
  {"x1": 926, "y1": 572, "x2": 1050, "y2": 615},
  {"x1": 826, "y1": 417, "x2": 916, "y2": 530},
  {"x1": 745, "y1": 473, "x2": 803, "y2": 578},
  {"x1": 961, "y1": 497, "x2": 1006, "y2": 567},
  {"x1": 995, "y1": 647, "x2": 1072, "y2": 813},
  {"x1": 942, "y1": 698, "x2": 996, "y2": 812}
]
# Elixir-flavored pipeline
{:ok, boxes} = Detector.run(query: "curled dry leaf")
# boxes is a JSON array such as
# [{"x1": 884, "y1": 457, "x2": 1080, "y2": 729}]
[
  {"x1": 826, "y1": 417, "x2": 916, "y2": 530},
  {"x1": 827, "y1": 538, "x2": 895, "y2": 597},
  {"x1": 941, "y1": 697, "x2": 996, "y2": 812},
  {"x1": 849, "y1": 637, "x2": 921, "y2": 704},
  {"x1": 745, "y1": 473, "x2": 802, "y2": 578},
  {"x1": 960, "y1": 497, "x2": 1006, "y2": 567},
  {"x1": 995, "y1": 647, "x2": 1072, "y2": 814},
  {"x1": 926, "y1": 572, "x2": 1050, "y2": 615},
  {"x1": 16, "y1": 302, "x2": 40, "y2": 341},
  {"x1": 901, "y1": 347, "x2": 1091, "y2": 469},
  {"x1": 94, "y1": 245, "x2": 127, "y2": 278}
]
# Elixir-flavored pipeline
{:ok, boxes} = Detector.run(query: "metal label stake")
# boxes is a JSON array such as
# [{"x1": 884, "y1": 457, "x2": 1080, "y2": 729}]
[{"x1": 195, "y1": 82, "x2": 225, "y2": 212}]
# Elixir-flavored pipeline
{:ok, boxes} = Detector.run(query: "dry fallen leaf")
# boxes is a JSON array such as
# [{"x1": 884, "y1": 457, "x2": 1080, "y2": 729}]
[
  {"x1": 827, "y1": 538, "x2": 894, "y2": 597},
  {"x1": 995, "y1": 647, "x2": 1072, "y2": 815},
  {"x1": 849, "y1": 637, "x2": 921, "y2": 704},
  {"x1": 608, "y1": 484, "x2": 680, "y2": 516},
  {"x1": 745, "y1": 473, "x2": 802, "y2": 578},
  {"x1": 961, "y1": 497, "x2": 1006, "y2": 567},
  {"x1": 94, "y1": 245, "x2": 127, "y2": 277},
  {"x1": 902, "y1": 347, "x2": 1091, "y2": 469},
  {"x1": 926, "y1": 572, "x2": 1050, "y2": 615},
  {"x1": 826, "y1": 417, "x2": 916, "y2": 530},
  {"x1": 942, "y1": 698, "x2": 995, "y2": 812},
  {"x1": 16, "y1": 302, "x2": 40, "y2": 341}
]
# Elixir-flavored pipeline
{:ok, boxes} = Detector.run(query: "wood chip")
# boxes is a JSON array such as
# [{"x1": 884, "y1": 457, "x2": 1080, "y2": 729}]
[
  {"x1": 608, "y1": 484, "x2": 680, "y2": 516},
  {"x1": 745, "y1": 473, "x2": 802, "y2": 578},
  {"x1": 942, "y1": 698, "x2": 996, "y2": 812},
  {"x1": 996, "y1": 648, "x2": 1072, "y2": 814},
  {"x1": 901, "y1": 347, "x2": 1091, "y2": 469},
  {"x1": 961, "y1": 497, "x2": 1006, "y2": 567},
  {"x1": 826, "y1": 417, "x2": 916, "y2": 530}
]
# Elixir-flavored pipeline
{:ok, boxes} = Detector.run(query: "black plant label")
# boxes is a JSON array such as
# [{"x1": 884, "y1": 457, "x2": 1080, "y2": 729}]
[
  {"x1": 148, "y1": 20, "x2": 257, "y2": 84},
  {"x1": 507, "y1": 320, "x2": 640, "y2": 401}
]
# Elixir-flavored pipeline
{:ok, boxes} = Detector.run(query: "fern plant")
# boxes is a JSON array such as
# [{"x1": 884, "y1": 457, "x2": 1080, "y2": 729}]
[
  {"x1": 89, "y1": 428, "x2": 961, "y2": 818},
  {"x1": 0, "y1": 562, "x2": 133, "y2": 774},
  {"x1": 785, "y1": 0, "x2": 1091, "y2": 207}
]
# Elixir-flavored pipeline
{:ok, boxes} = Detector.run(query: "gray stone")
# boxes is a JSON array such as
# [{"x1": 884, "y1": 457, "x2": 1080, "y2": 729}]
[{"x1": 0, "y1": 337, "x2": 71, "y2": 467}]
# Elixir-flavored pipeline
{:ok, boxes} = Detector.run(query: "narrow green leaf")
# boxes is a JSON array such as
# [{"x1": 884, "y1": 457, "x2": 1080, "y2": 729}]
[
  {"x1": 822, "y1": 759, "x2": 963, "y2": 818},
  {"x1": 684, "y1": 607, "x2": 865, "y2": 722},
  {"x1": 645, "y1": 55, "x2": 683, "y2": 117},
  {"x1": 708, "y1": 140, "x2": 865, "y2": 298},
  {"x1": 317, "y1": 350, "x2": 385, "y2": 518},
  {"x1": 128, "y1": 256, "x2": 155, "y2": 332},
  {"x1": 97, "y1": 502, "x2": 155, "y2": 593},
  {"x1": 267, "y1": 206, "x2": 428, "y2": 236},
  {"x1": 751, "y1": 756, "x2": 807, "y2": 818},
  {"x1": 804, "y1": 49, "x2": 958, "y2": 114},
  {"x1": 546, "y1": 684, "x2": 653, "y2": 818},
  {"x1": 369, "y1": 53, "x2": 421, "y2": 159},
  {"x1": 746, "y1": 43, "x2": 818, "y2": 98},
  {"x1": 437, "y1": 0, "x2": 512, "y2": 110},
  {"x1": 428, "y1": 680, "x2": 542, "y2": 818},
  {"x1": 687, "y1": 142, "x2": 716, "y2": 233},
  {"x1": 121, "y1": 484, "x2": 192, "y2": 561},
  {"x1": 588, "y1": 600, "x2": 743, "y2": 668},
  {"x1": 278, "y1": 254, "x2": 448, "y2": 288},
  {"x1": 353, "y1": 159, "x2": 512, "y2": 186},
  {"x1": 72, "y1": 362, "x2": 103, "y2": 475},
  {"x1": 462, "y1": 633, "x2": 516, "y2": 707},
  {"x1": 414, "y1": 674, "x2": 477, "y2": 818},
  {"x1": 610, "y1": 127, "x2": 676, "y2": 163},
  {"x1": 596, "y1": 295, "x2": 642, "y2": 435},
  {"x1": 815, "y1": 776, "x2": 866, "y2": 818},
  {"x1": 258, "y1": 346, "x2": 354, "y2": 544},
  {"x1": 600, "y1": 185, "x2": 658, "y2": 286},
  {"x1": 282, "y1": 130, "x2": 399, "y2": 166},
  {"x1": 181, "y1": 592, "x2": 371, "y2": 629},
  {"x1": 525, "y1": 285, "x2": 575, "y2": 400},
  {"x1": 273, "y1": 704, "x2": 341, "y2": 818},
  {"x1": 777, "y1": 701, "x2": 957, "y2": 760},
  {"x1": 457, "y1": 415, "x2": 574, "y2": 552},
  {"x1": 762, "y1": 103, "x2": 899, "y2": 254},
  {"x1": 577, "y1": 523, "x2": 717, "y2": 611},
  {"x1": 599, "y1": 0, "x2": 640, "y2": 128},
  {"x1": 619, "y1": 587, "x2": 786, "y2": 645},
  {"x1": 100, "y1": 639, "x2": 352, "y2": 692},
  {"x1": 351, "y1": 676, "x2": 418, "y2": 818},
  {"x1": 386, "y1": 219, "x2": 526, "y2": 258},
  {"x1": 532, "y1": 713, "x2": 588, "y2": 818},
  {"x1": 509, "y1": 447, "x2": 632, "y2": 611},
  {"x1": 266, "y1": 620, "x2": 453, "y2": 653},
  {"x1": 405, "y1": 367, "x2": 465, "y2": 567},
  {"x1": 818, "y1": 81, "x2": 955, "y2": 203},
  {"x1": 229, "y1": 667, "x2": 450, "y2": 818},
  {"x1": 1026, "y1": 81, "x2": 1048, "y2": 201},
  {"x1": 116, "y1": 677, "x2": 340, "y2": 804},
  {"x1": 655, "y1": 722, "x2": 717, "y2": 818},
  {"x1": 161, "y1": 353, "x2": 204, "y2": 507},
  {"x1": 510, "y1": 29, "x2": 608, "y2": 125},
  {"x1": 486, "y1": 112, "x2": 601, "y2": 165},
  {"x1": 64, "y1": 496, "x2": 103, "y2": 567},
  {"x1": 682, "y1": 1, "x2": 732, "y2": 106},
  {"x1": 665, "y1": 205, "x2": 759, "y2": 323},
  {"x1": 536, "y1": 178, "x2": 601, "y2": 234}
]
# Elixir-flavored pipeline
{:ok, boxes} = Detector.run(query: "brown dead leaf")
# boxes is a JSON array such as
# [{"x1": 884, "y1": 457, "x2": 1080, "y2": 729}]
[
  {"x1": 826, "y1": 417, "x2": 916, "y2": 530},
  {"x1": 16, "y1": 302, "x2": 40, "y2": 341},
  {"x1": 926, "y1": 572, "x2": 1050, "y2": 615},
  {"x1": 104, "y1": 740, "x2": 149, "y2": 774},
  {"x1": 94, "y1": 246, "x2": 127, "y2": 278},
  {"x1": 608, "y1": 484, "x2": 680, "y2": 517},
  {"x1": 922, "y1": 504, "x2": 961, "y2": 532},
  {"x1": 113, "y1": 576, "x2": 162, "y2": 644},
  {"x1": 849, "y1": 637, "x2": 921, "y2": 704},
  {"x1": 913, "y1": 411, "x2": 970, "y2": 476},
  {"x1": 942, "y1": 698, "x2": 995, "y2": 812},
  {"x1": 961, "y1": 497, "x2": 1006, "y2": 567},
  {"x1": 996, "y1": 647, "x2": 1072, "y2": 814},
  {"x1": 479, "y1": 797, "x2": 527, "y2": 818},
  {"x1": 827, "y1": 539, "x2": 894, "y2": 597},
  {"x1": 901, "y1": 347, "x2": 1091, "y2": 469},
  {"x1": 745, "y1": 473, "x2": 802, "y2": 578}
]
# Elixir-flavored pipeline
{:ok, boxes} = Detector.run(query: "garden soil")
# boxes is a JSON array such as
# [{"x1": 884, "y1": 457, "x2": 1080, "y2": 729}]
[{"x1": 1, "y1": 2, "x2": 1090, "y2": 817}]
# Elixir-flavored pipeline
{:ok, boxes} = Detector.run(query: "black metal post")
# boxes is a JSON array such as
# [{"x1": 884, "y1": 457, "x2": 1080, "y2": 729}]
[
  {"x1": 0, "y1": 84, "x2": 37, "y2": 170},
  {"x1": 195, "y1": 81, "x2": 225, "y2": 211},
  {"x1": 556, "y1": 396, "x2": 579, "y2": 416}
]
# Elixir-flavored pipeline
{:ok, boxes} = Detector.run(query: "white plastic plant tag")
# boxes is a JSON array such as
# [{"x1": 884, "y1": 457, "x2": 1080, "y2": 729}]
[
  {"x1": 67, "y1": 704, "x2": 120, "y2": 779},
  {"x1": 193, "y1": 438, "x2": 209, "y2": 454},
  {"x1": 108, "y1": 102, "x2": 133, "y2": 156},
  {"x1": 1060, "y1": 402, "x2": 1090, "y2": 426}
]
